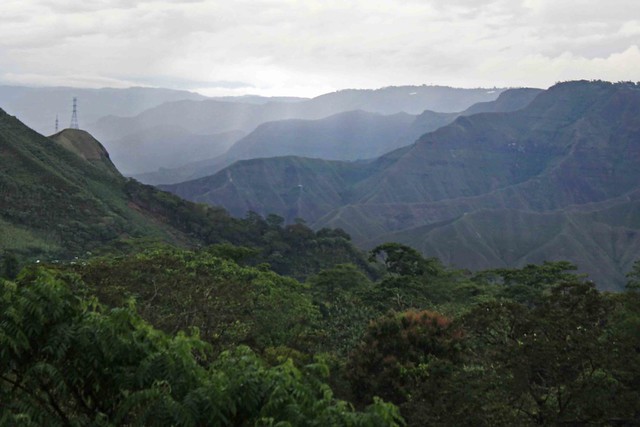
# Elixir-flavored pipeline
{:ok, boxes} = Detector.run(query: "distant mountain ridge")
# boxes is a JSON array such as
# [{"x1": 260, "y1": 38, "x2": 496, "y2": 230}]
[
  {"x1": 225, "y1": 110, "x2": 414, "y2": 160},
  {"x1": 0, "y1": 85, "x2": 207, "y2": 135},
  {"x1": 85, "y1": 85, "x2": 506, "y2": 175},
  {"x1": 138, "y1": 88, "x2": 538, "y2": 185},
  {"x1": 163, "y1": 81, "x2": 640, "y2": 290},
  {"x1": 90, "y1": 85, "x2": 506, "y2": 140}
]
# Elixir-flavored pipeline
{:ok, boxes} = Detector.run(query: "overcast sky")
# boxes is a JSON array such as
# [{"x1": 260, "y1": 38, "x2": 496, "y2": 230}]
[{"x1": 1, "y1": 0, "x2": 639, "y2": 97}]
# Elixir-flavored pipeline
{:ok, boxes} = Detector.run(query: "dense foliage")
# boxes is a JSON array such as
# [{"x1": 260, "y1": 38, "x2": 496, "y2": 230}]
[
  {"x1": 3, "y1": 223, "x2": 640, "y2": 426},
  {"x1": 0, "y1": 267, "x2": 402, "y2": 426},
  {"x1": 74, "y1": 246, "x2": 320, "y2": 354}
]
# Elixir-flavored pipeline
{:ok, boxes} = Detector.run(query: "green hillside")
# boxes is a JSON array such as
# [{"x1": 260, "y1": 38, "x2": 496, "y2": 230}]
[{"x1": 0, "y1": 110, "x2": 178, "y2": 258}]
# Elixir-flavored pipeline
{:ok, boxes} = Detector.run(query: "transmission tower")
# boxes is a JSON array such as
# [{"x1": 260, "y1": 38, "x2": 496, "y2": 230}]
[
  {"x1": 70, "y1": 97, "x2": 79, "y2": 129},
  {"x1": 55, "y1": 114, "x2": 59, "y2": 133}
]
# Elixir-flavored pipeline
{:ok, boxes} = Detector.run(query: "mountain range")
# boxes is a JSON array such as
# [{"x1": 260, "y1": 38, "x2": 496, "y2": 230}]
[
  {"x1": 136, "y1": 88, "x2": 540, "y2": 185},
  {"x1": 162, "y1": 81, "x2": 640, "y2": 290},
  {"x1": 0, "y1": 84, "x2": 503, "y2": 178},
  {"x1": 85, "y1": 85, "x2": 505, "y2": 175},
  {"x1": 3, "y1": 80, "x2": 637, "y2": 289},
  {"x1": 89, "y1": 85, "x2": 505, "y2": 140}
]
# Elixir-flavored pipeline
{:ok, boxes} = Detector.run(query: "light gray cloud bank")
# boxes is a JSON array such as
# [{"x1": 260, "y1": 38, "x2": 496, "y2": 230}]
[{"x1": 1, "y1": 0, "x2": 638, "y2": 96}]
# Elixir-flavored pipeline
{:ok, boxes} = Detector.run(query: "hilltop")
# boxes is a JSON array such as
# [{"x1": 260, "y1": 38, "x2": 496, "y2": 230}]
[{"x1": 49, "y1": 128, "x2": 121, "y2": 176}]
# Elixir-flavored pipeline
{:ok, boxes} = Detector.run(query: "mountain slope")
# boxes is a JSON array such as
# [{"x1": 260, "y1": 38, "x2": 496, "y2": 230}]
[
  {"x1": 395, "y1": 87, "x2": 543, "y2": 147},
  {"x1": 163, "y1": 156, "x2": 374, "y2": 223},
  {"x1": 223, "y1": 110, "x2": 415, "y2": 162},
  {"x1": 461, "y1": 88, "x2": 543, "y2": 115},
  {"x1": 360, "y1": 193, "x2": 640, "y2": 291},
  {"x1": 0, "y1": 109, "x2": 242, "y2": 258},
  {"x1": 162, "y1": 81, "x2": 640, "y2": 289},
  {"x1": 141, "y1": 88, "x2": 536, "y2": 185},
  {"x1": 351, "y1": 81, "x2": 639, "y2": 207},
  {"x1": 320, "y1": 81, "x2": 640, "y2": 288}
]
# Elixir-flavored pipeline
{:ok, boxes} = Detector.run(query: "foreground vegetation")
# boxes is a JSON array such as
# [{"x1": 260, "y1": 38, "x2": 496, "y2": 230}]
[{"x1": 2, "y1": 238, "x2": 639, "y2": 425}]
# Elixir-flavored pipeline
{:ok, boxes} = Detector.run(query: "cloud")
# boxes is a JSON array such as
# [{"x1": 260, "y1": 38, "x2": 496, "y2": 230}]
[
  {"x1": 506, "y1": 45, "x2": 640, "y2": 87},
  {"x1": 1, "y1": 0, "x2": 638, "y2": 96},
  {"x1": 0, "y1": 72, "x2": 139, "y2": 88}
]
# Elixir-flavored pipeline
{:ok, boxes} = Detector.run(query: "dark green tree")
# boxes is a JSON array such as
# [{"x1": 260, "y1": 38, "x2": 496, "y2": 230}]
[
  {"x1": 75, "y1": 247, "x2": 319, "y2": 354},
  {"x1": 369, "y1": 243, "x2": 442, "y2": 277},
  {"x1": 475, "y1": 261, "x2": 584, "y2": 305},
  {"x1": 462, "y1": 280, "x2": 637, "y2": 425},
  {"x1": 1, "y1": 250, "x2": 19, "y2": 280},
  {"x1": 626, "y1": 259, "x2": 640, "y2": 291}
]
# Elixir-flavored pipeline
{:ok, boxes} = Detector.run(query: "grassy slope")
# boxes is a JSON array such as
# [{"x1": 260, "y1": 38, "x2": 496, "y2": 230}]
[{"x1": 0, "y1": 110, "x2": 206, "y2": 258}]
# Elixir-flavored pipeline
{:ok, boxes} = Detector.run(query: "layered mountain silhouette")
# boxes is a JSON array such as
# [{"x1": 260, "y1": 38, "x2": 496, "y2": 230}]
[
  {"x1": 163, "y1": 81, "x2": 640, "y2": 290},
  {"x1": 135, "y1": 111, "x2": 415, "y2": 184},
  {"x1": 2, "y1": 84, "x2": 507, "y2": 179},
  {"x1": 87, "y1": 86, "x2": 504, "y2": 175},
  {"x1": 137, "y1": 88, "x2": 539, "y2": 185},
  {"x1": 90, "y1": 85, "x2": 504, "y2": 139}
]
